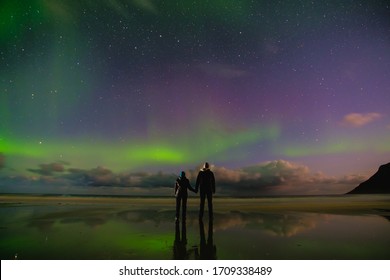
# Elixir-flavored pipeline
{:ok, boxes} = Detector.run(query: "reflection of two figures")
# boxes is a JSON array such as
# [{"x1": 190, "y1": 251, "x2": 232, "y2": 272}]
[{"x1": 173, "y1": 218, "x2": 217, "y2": 260}]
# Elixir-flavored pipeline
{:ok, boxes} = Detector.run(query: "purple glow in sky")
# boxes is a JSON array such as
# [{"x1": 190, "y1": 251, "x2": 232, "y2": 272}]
[{"x1": 0, "y1": 1, "x2": 389, "y2": 195}]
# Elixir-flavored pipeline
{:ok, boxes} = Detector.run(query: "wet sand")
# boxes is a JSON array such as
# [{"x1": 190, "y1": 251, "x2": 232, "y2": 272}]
[
  {"x1": 1, "y1": 194, "x2": 389, "y2": 260},
  {"x1": 2, "y1": 194, "x2": 390, "y2": 212}
]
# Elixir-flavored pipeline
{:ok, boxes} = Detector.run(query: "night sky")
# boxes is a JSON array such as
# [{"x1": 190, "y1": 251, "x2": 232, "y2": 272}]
[{"x1": 1, "y1": 0, "x2": 390, "y2": 195}]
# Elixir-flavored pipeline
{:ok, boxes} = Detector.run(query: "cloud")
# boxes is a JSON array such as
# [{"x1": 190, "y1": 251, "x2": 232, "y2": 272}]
[
  {"x1": 341, "y1": 112, "x2": 382, "y2": 127},
  {"x1": 28, "y1": 162, "x2": 66, "y2": 176},
  {"x1": 66, "y1": 166, "x2": 119, "y2": 187},
  {"x1": 1, "y1": 160, "x2": 365, "y2": 196},
  {"x1": 65, "y1": 167, "x2": 175, "y2": 190},
  {"x1": 188, "y1": 160, "x2": 365, "y2": 196}
]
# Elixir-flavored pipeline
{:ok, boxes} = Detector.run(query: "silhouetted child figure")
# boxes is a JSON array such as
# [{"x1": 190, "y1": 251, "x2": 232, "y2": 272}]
[{"x1": 174, "y1": 171, "x2": 195, "y2": 222}]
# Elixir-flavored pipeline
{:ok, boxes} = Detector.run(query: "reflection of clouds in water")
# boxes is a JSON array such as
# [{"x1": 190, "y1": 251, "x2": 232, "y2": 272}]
[
  {"x1": 3, "y1": 197, "x2": 389, "y2": 260},
  {"x1": 28, "y1": 219, "x2": 55, "y2": 232},
  {"x1": 27, "y1": 207, "x2": 117, "y2": 231},
  {"x1": 26, "y1": 205, "x2": 325, "y2": 238},
  {"x1": 116, "y1": 209, "x2": 174, "y2": 226},
  {"x1": 28, "y1": 207, "x2": 183, "y2": 232},
  {"x1": 213, "y1": 212, "x2": 321, "y2": 237},
  {"x1": 212, "y1": 212, "x2": 249, "y2": 230},
  {"x1": 60, "y1": 217, "x2": 107, "y2": 227},
  {"x1": 259, "y1": 213, "x2": 318, "y2": 237}
]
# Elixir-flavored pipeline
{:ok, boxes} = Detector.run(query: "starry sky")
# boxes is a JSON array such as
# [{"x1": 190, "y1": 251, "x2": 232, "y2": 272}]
[{"x1": 1, "y1": 0, "x2": 390, "y2": 196}]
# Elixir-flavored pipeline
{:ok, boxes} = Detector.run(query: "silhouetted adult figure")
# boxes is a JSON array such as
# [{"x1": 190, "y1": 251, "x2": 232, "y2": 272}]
[
  {"x1": 174, "y1": 171, "x2": 195, "y2": 222},
  {"x1": 195, "y1": 162, "x2": 215, "y2": 220},
  {"x1": 195, "y1": 219, "x2": 217, "y2": 259}
]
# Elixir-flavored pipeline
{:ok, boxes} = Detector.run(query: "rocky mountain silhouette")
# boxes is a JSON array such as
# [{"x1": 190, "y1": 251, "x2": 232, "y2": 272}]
[{"x1": 347, "y1": 162, "x2": 390, "y2": 194}]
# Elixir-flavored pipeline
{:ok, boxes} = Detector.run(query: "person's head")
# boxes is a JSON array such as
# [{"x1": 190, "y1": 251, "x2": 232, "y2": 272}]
[
  {"x1": 180, "y1": 171, "x2": 186, "y2": 178},
  {"x1": 203, "y1": 162, "x2": 209, "y2": 169}
]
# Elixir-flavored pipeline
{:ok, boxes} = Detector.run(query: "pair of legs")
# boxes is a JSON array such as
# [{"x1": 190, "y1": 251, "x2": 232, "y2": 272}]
[
  {"x1": 175, "y1": 196, "x2": 187, "y2": 221},
  {"x1": 199, "y1": 191, "x2": 213, "y2": 219}
]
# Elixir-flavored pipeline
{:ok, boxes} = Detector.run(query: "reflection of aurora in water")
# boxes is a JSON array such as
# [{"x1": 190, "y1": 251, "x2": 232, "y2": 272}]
[
  {"x1": 22, "y1": 207, "x2": 342, "y2": 238},
  {"x1": 0, "y1": 197, "x2": 390, "y2": 259}
]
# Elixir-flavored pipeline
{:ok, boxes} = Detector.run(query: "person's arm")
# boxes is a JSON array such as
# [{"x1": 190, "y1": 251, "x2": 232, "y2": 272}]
[
  {"x1": 211, "y1": 172, "x2": 216, "y2": 194},
  {"x1": 174, "y1": 180, "x2": 179, "y2": 196},
  {"x1": 195, "y1": 172, "x2": 201, "y2": 193},
  {"x1": 186, "y1": 179, "x2": 195, "y2": 193}
]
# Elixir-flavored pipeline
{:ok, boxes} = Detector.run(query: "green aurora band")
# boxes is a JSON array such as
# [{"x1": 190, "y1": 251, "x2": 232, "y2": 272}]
[{"x1": 0, "y1": 124, "x2": 280, "y2": 171}]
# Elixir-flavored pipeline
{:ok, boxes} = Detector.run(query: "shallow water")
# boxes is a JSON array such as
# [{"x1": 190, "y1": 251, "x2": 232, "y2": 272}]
[{"x1": 0, "y1": 195, "x2": 389, "y2": 259}]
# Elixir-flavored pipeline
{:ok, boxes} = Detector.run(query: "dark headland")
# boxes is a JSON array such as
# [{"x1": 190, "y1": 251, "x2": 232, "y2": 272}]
[{"x1": 347, "y1": 162, "x2": 390, "y2": 194}]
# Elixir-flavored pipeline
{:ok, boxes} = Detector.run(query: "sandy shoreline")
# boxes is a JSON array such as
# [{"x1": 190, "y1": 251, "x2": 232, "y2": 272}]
[{"x1": 1, "y1": 194, "x2": 389, "y2": 215}]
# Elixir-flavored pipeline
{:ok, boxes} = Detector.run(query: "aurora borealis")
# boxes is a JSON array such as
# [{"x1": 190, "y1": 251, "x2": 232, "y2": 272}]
[{"x1": 1, "y1": 0, "x2": 390, "y2": 195}]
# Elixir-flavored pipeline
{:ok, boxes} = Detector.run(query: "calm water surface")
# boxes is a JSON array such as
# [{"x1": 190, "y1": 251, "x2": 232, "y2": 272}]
[{"x1": 0, "y1": 196, "x2": 389, "y2": 259}]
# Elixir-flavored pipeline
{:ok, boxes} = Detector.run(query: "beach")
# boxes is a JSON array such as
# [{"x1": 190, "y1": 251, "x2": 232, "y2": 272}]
[{"x1": 1, "y1": 194, "x2": 389, "y2": 260}]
